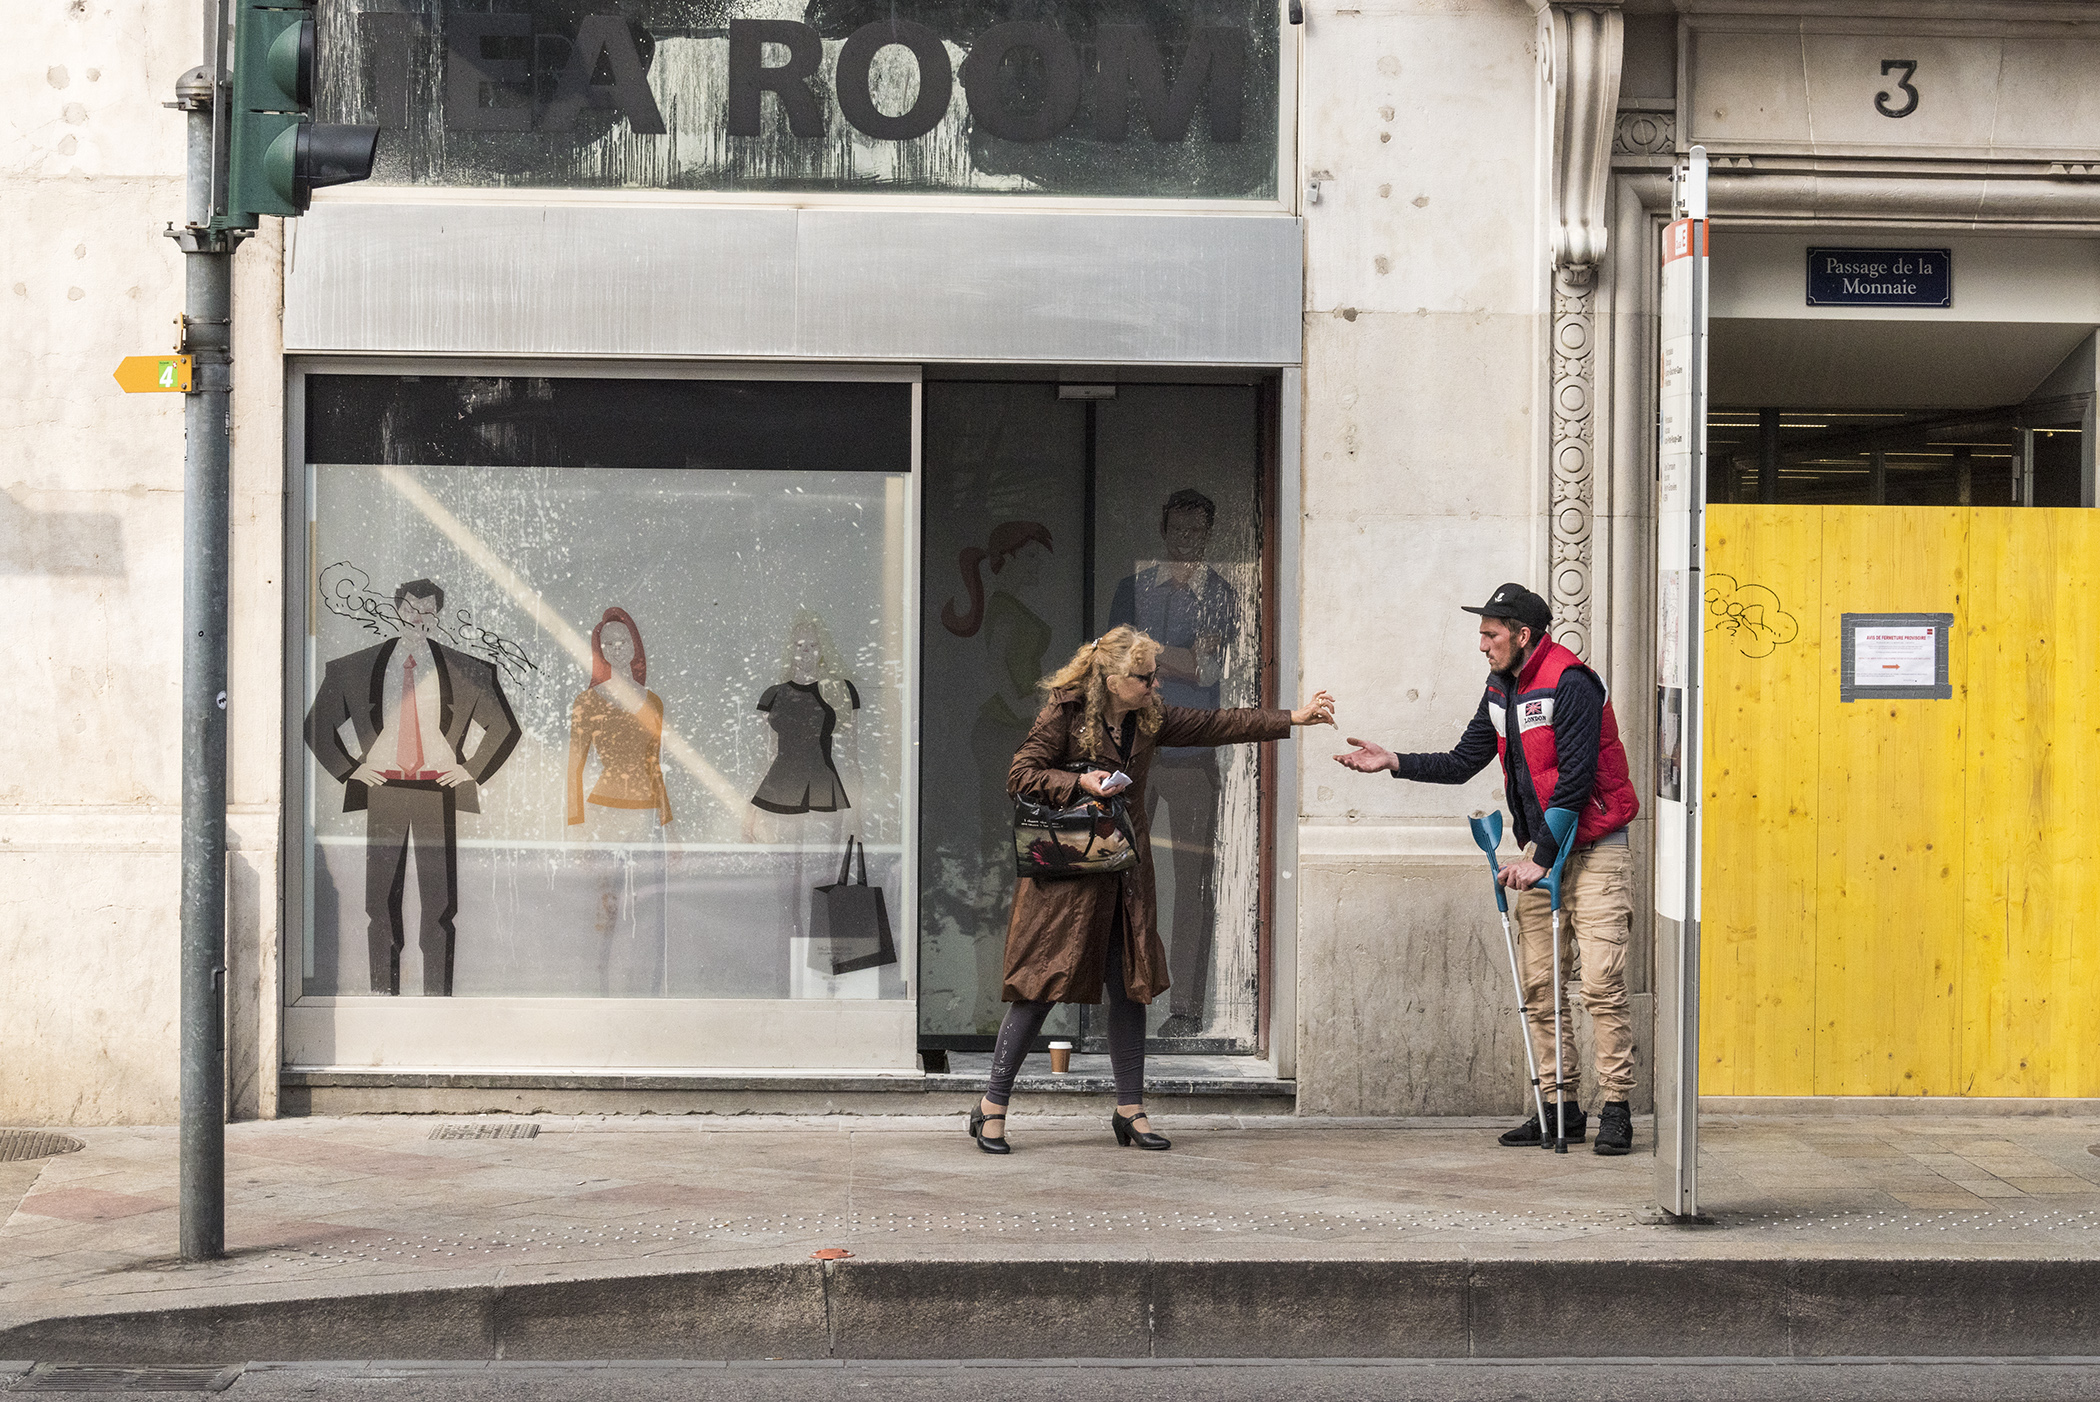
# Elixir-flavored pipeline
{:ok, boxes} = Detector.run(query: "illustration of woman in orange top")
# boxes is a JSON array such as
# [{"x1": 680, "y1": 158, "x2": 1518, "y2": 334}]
[{"x1": 567, "y1": 607, "x2": 672, "y2": 996}]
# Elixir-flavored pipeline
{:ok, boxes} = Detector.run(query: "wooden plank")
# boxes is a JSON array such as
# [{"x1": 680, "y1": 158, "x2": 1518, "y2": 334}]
[
  {"x1": 1961, "y1": 509, "x2": 2100, "y2": 1096},
  {"x1": 1701, "y1": 507, "x2": 1823, "y2": 1095},
  {"x1": 1812, "y1": 507, "x2": 1968, "y2": 1096}
]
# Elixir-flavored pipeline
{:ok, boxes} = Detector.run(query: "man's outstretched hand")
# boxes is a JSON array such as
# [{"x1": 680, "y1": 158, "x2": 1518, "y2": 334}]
[{"x1": 1333, "y1": 737, "x2": 1397, "y2": 774}]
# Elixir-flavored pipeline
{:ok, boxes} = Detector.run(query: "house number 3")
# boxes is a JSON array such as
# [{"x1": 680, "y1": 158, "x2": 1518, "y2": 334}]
[{"x1": 1876, "y1": 59, "x2": 1919, "y2": 118}]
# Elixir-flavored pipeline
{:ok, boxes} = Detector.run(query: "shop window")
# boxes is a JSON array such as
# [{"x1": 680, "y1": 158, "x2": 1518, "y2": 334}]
[{"x1": 296, "y1": 374, "x2": 914, "y2": 1005}]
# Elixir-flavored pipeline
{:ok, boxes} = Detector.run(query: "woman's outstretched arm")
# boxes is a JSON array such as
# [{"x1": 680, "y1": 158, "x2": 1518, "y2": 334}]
[{"x1": 1155, "y1": 691, "x2": 1334, "y2": 749}]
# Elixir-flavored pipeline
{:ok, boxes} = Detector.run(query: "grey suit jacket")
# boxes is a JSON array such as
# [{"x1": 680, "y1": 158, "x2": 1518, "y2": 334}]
[{"x1": 303, "y1": 638, "x2": 522, "y2": 814}]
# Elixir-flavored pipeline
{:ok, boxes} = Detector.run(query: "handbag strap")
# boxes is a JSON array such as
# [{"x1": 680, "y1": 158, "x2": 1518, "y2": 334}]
[
  {"x1": 837, "y1": 839, "x2": 856, "y2": 887},
  {"x1": 854, "y1": 837, "x2": 868, "y2": 886}
]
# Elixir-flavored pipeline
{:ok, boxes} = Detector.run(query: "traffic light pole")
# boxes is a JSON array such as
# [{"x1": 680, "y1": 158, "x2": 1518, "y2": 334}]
[
  {"x1": 171, "y1": 62, "x2": 239, "y2": 1265},
  {"x1": 164, "y1": 0, "x2": 374, "y2": 1264}
]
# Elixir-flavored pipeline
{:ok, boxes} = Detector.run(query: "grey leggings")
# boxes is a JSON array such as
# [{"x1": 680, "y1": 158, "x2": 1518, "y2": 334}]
[{"x1": 984, "y1": 930, "x2": 1147, "y2": 1107}]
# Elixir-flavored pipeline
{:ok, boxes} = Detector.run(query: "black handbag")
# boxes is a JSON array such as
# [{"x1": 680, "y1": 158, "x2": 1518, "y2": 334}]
[
  {"x1": 1012, "y1": 764, "x2": 1139, "y2": 880},
  {"x1": 809, "y1": 837, "x2": 897, "y2": 975}
]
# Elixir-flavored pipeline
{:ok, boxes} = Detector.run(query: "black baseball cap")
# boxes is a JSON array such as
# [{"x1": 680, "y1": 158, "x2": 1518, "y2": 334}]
[{"x1": 1461, "y1": 583, "x2": 1552, "y2": 636}]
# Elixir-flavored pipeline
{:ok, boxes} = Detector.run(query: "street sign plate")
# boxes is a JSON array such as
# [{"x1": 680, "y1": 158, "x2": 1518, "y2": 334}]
[
  {"x1": 114, "y1": 355, "x2": 194, "y2": 393},
  {"x1": 1806, "y1": 247, "x2": 1952, "y2": 308}
]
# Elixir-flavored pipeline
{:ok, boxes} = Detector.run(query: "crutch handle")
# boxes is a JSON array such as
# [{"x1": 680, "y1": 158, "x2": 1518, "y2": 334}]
[
  {"x1": 1542, "y1": 808, "x2": 1580, "y2": 911},
  {"x1": 1467, "y1": 811, "x2": 1510, "y2": 913}
]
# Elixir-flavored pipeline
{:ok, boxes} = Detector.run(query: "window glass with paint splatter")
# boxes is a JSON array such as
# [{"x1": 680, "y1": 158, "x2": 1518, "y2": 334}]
[
  {"x1": 296, "y1": 373, "x2": 914, "y2": 1002},
  {"x1": 320, "y1": 0, "x2": 1282, "y2": 199}
]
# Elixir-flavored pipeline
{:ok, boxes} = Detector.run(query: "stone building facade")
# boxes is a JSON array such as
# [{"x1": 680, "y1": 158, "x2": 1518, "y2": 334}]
[{"x1": 9, "y1": 0, "x2": 2097, "y2": 1124}]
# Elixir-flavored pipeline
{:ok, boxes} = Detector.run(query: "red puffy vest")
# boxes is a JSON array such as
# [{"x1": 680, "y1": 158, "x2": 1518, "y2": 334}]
[{"x1": 1487, "y1": 636, "x2": 1639, "y2": 847}]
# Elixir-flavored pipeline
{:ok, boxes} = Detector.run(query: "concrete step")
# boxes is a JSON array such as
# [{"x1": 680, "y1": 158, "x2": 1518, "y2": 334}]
[
  {"x1": 281, "y1": 1054, "x2": 1297, "y2": 1117},
  {"x1": 7, "y1": 1256, "x2": 2100, "y2": 1363}
]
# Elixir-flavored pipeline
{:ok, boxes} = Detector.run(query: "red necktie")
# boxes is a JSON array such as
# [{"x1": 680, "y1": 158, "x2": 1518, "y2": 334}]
[{"x1": 396, "y1": 652, "x2": 425, "y2": 774}]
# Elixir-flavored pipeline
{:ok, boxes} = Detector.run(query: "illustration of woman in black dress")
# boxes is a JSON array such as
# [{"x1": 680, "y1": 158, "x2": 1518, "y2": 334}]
[
  {"x1": 748, "y1": 609, "x2": 871, "y2": 993},
  {"x1": 751, "y1": 609, "x2": 861, "y2": 813}
]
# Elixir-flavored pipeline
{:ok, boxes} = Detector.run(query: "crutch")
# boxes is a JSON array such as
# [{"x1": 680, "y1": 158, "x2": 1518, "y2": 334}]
[
  {"x1": 1540, "y1": 807, "x2": 1581, "y2": 1154},
  {"x1": 1468, "y1": 810, "x2": 1549, "y2": 1142}
]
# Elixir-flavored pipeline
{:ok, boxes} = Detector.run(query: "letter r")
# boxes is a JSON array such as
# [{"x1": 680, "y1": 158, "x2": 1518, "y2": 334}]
[{"x1": 726, "y1": 20, "x2": 826, "y2": 137}]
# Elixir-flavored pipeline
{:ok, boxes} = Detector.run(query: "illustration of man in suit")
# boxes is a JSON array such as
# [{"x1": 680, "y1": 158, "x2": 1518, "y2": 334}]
[
  {"x1": 303, "y1": 578, "x2": 522, "y2": 995},
  {"x1": 1108, "y1": 488, "x2": 1243, "y2": 1039}
]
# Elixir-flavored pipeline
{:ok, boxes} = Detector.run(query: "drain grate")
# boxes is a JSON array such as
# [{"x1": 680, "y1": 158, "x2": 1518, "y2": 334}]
[
  {"x1": 430, "y1": 1123, "x2": 539, "y2": 1141},
  {"x1": 11, "y1": 1366, "x2": 238, "y2": 1393},
  {"x1": 0, "y1": 1131, "x2": 84, "y2": 1164}
]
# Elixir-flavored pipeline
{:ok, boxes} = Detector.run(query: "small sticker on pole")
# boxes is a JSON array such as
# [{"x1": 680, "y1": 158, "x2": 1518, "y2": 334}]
[{"x1": 114, "y1": 355, "x2": 194, "y2": 393}]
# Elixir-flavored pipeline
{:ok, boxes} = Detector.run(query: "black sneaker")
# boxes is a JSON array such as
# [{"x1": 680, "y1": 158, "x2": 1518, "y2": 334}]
[
  {"x1": 1593, "y1": 1101, "x2": 1633, "y2": 1156},
  {"x1": 1497, "y1": 1102, "x2": 1587, "y2": 1146}
]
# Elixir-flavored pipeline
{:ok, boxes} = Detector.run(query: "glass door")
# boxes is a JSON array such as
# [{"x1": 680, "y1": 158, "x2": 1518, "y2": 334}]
[{"x1": 918, "y1": 380, "x2": 1269, "y2": 1055}]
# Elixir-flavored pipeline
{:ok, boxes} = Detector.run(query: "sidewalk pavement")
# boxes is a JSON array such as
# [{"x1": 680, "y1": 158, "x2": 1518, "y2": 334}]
[{"x1": 4, "y1": 1109, "x2": 2099, "y2": 1362}]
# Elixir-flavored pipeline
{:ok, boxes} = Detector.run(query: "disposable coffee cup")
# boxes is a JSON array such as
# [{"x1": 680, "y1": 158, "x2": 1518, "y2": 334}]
[{"x1": 1048, "y1": 1040, "x2": 1073, "y2": 1073}]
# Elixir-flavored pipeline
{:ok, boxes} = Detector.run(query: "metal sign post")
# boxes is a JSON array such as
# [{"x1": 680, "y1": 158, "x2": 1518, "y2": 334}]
[{"x1": 1652, "y1": 146, "x2": 1708, "y2": 1221}]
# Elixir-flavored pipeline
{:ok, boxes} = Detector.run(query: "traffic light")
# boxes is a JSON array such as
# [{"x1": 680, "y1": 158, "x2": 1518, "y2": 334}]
[{"x1": 216, "y1": 0, "x2": 378, "y2": 228}]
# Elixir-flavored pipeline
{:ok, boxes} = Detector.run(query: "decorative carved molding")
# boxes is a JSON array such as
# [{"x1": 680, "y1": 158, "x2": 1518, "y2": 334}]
[
  {"x1": 1539, "y1": 4, "x2": 1623, "y2": 661},
  {"x1": 1613, "y1": 108, "x2": 1675, "y2": 156},
  {"x1": 1549, "y1": 266, "x2": 1597, "y2": 662}
]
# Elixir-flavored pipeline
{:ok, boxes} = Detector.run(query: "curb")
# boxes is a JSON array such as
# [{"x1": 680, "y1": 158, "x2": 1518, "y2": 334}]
[{"x1": 5, "y1": 1257, "x2": 2100, "y2": 1363}]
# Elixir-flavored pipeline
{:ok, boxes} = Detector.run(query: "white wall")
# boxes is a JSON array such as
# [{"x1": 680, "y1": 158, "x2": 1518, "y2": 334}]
[
  {"x1": 1292, "y1": 0, "x2": 1552, "y2": 1114},
  {"x1": 1, "y1": 0, "x2": 284, "y2": 1124}
]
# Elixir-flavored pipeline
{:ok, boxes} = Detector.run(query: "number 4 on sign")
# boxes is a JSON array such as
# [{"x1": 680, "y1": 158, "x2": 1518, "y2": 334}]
[{"x1": 113, "y1": 355, "x2": 193, "y2": 393}]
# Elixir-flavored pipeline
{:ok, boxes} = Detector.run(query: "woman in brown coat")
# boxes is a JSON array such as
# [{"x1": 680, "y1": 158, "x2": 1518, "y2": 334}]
[{"x1": 970, "y1": 625, "x2": 1335, "y2": 1153}]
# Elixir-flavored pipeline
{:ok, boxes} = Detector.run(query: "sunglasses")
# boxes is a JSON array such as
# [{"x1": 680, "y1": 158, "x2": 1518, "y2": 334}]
[{"x1": 1124, "y1": 671, "x2": 1158, "y2": 686}]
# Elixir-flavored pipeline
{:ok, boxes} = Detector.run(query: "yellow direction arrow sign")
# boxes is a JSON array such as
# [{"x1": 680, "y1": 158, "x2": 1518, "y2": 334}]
[{"x1": 113, "y1": 355, "x2": 193, "y2": 393}]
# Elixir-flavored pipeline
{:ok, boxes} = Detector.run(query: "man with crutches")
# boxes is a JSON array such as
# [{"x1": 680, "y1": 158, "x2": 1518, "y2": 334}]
[{"x1": 1333, "y1": 584, "x2": 1641, "y2": 1156}]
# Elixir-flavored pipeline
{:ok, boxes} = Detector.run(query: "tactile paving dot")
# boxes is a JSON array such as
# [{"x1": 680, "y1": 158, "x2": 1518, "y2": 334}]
[
  {"x1": 1715, "y1": 1208, "x2": 2100, "y2": 1236},
  {"x1": 243, "y1": 1204, "x2": 2100, "y2": 1272}
]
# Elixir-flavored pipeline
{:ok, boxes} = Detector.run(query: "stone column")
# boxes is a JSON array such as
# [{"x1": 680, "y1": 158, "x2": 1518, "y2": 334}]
[{"x1": 1538, "y1": 3, "x2": 1623, "y2": 661}]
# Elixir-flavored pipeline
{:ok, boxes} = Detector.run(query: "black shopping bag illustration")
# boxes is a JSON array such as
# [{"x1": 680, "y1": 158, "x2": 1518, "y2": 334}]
[{"x1": 809, "y1": 837, "x2": 896, "y2": 975}]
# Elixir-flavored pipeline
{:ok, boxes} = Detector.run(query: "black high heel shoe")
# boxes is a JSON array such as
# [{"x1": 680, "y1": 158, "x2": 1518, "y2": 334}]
[
  {"x1": 969, "y1": 1104, "x2": 1011, "y2": 1155},
  {"x1": 1112, "y1": 1109, "x2": 1171, "y2": 1151}
]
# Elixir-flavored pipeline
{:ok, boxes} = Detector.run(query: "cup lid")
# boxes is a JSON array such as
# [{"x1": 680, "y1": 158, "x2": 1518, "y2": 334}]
[{"x1": 1048, "y1": 1040, "x2": 1073, "y2": 1049}]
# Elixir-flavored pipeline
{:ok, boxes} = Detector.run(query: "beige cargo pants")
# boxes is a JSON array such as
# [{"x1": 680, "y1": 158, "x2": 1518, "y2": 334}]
[{"x1": 1510, "y1": 841, "x2": 1636, "y2": 1105}]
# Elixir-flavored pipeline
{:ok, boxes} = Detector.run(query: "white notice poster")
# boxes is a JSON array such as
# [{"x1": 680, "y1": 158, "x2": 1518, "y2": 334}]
[
  {"x1": 1854, "y1": 625, "x2": 1938, "y2": 687},
  {"x1": 1654, "y1": 217, "x2": 1705, "y2": 923}
]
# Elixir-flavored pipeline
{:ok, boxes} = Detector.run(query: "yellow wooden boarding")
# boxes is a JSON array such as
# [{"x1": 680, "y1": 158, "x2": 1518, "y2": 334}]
[{"x1": 1703, "y1": 505, "x2": 2100, "y2": 1097}]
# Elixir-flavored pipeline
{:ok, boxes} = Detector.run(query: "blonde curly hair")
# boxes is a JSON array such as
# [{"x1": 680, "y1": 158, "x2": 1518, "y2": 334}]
[{"x1": 1041, "y1": 625, "x2": 1164, "y2": 756}]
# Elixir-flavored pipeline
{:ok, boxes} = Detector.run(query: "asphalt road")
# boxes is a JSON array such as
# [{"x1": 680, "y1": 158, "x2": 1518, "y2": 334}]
[{"x1": 14, "y1": 1360, "x2": 2100, "y2": 1402}]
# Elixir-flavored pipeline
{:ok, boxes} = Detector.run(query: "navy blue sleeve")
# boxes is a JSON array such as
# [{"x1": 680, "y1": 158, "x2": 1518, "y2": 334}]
[
  {"x1": 1535, "y1": 669, "x2": 1604, "y2": 868},
  {"x1": 1391, "y1": 693, "x2": 1499, "y2": 785},
  {"x1": 1107, "y1": 576, "x2": 1137, "y2": 630}
]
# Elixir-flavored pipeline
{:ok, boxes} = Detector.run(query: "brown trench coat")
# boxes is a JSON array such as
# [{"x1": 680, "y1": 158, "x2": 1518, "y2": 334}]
[{"x1": 1000, "y1": 689, "x2": 1292, "y2": 1006}]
